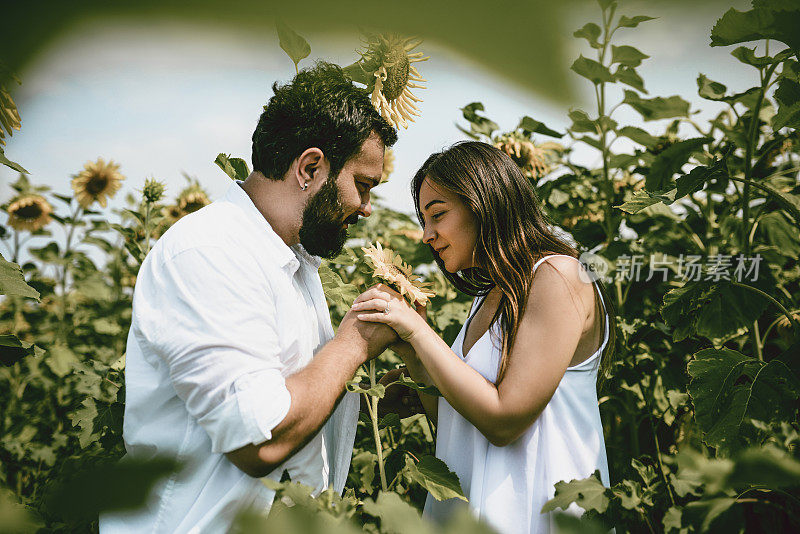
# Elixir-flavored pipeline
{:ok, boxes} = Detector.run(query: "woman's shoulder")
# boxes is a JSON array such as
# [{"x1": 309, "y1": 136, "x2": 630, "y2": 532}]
[{"x1": 529, "y1": 254, "x2": 594, "y2": 320}]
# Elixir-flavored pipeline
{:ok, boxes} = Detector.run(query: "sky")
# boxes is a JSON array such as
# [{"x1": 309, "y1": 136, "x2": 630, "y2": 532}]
[{"x1": 1, "y1": 1, "x2": 755, "y2": 228}]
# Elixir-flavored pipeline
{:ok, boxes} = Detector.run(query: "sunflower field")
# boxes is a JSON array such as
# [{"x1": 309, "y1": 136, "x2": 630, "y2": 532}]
[{"x1": 2, "y1": 1, "x2": 800, "y2": 532}]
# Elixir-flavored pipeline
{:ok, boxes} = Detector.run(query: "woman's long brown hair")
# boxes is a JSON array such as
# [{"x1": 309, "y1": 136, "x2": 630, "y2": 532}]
[{"x1": 411, "y1": 141, "x2": 617, "y2": 387}]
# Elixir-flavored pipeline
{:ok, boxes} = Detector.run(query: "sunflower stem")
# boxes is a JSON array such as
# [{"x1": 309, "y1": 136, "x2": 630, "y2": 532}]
[{"x1": 369, "y1": 359, "x2": 388, "y2": 492}]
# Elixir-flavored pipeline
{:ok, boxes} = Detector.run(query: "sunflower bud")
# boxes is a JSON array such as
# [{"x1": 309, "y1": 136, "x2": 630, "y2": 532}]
[{"x1": 143, "y1": 178, "x2": 166, "y2": 204}]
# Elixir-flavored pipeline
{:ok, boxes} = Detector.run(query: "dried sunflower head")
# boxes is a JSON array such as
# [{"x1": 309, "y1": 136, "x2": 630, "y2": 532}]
[
  {"x1": 71, "y1": 157, "x2": 125, "y2": 208},
  {"x1": 361, "y1": 242, "x2": 435, "y2": 307},
  {"x1": 357, "y1": 33, "x2": 428, "y2": 129},
  {"x1": 5, "y1": 194, "x2": 52, "y2": 232},
  {"x1": 494, "y1": 133, "x2": 563, "y2": 178},
  {"x1": 176, "y1": 184, "x2": 210, "y2": 214}
]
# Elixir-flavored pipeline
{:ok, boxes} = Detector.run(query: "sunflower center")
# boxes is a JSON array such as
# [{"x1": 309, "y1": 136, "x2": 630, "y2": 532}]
[
  {"x1": 16, "y1": 204, "x2": 43, "y2": 220},
  {"x1": 382, "y1": 47, "x2": 410, "y2": 101},
  {"x1": 87, "y1": 175, "x2": 109, "y2": 195}
]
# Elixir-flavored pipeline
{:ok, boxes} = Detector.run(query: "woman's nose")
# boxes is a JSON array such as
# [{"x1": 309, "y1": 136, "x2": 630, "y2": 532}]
[{"x1": 422, "y1": 225, "x2": 435, "y2": 244}]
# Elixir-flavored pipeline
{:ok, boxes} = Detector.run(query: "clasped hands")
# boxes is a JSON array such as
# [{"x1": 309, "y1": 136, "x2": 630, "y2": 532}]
[
  {"x1": 351, "y1": 283, "x2": 429, "y2": 346},
  {"x1": 351, "y1": 283, "x2": 430, "y2": 418}
]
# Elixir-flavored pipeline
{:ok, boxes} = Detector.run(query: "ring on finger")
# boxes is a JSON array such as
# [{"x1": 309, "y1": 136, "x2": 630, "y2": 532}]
[{"x1": 384, "y1": 301, "x2": 390, "y2": 315}]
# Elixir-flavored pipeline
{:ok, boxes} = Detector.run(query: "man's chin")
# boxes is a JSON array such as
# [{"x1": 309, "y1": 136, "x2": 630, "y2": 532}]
[{"x1": 300, "y1": 228, "x2": 348, "y2": 259}]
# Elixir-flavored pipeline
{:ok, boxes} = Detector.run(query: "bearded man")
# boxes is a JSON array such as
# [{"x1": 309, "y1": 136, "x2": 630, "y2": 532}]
[{"x1": 100, "y1": 62, "x2": 399, "y2": 533}]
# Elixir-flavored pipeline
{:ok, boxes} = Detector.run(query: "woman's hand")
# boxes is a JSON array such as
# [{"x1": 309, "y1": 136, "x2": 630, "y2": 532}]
[{"x1": 351, "y1": 284, "x2": 430, "y2": 343}]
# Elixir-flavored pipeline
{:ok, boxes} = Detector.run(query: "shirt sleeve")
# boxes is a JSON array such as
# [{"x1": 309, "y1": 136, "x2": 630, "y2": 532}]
[{"x1": 132, "y1": 245, "x2": 292, "y2": 454}]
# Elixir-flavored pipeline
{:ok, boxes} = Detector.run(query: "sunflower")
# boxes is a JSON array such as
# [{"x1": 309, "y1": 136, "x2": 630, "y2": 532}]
[
  {"x1": 161, "y1": 204, "x2": 184, "y2": 224},
  {"x1": 381, "y1": 148, "x2": 395, "y2": 184},
  {"x1": 776, "y1": 312, "x2": 800, "y2": 336},
  {"x1": 176, "y1": 184, "x2": 210, "y2": 214},
  {"x1": 357, "y1": 33, "x2": 428, "y2": 129},
  {"x1": 6, "y1": 194, "x2": 52, "y2": 232},
  {"x1": 71, "y1": 157, "x2": 125, "y2": 208},
  {"x1": 495, "y1": 133, "x2": 563, "y2": 178},
  {"x1": 362, "y1": 242, "x2": 435, "y2": 307}
]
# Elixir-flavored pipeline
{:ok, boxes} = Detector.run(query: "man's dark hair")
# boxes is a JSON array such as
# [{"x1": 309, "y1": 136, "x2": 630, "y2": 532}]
[{"x1": 252, "y1": 61, "x2": 398, "y2": 181}]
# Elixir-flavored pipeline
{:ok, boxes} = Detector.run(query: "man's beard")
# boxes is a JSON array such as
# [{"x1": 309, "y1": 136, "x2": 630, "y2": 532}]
[{"x1": 298, "y1": 175, "x2": 357, "y2": 259}]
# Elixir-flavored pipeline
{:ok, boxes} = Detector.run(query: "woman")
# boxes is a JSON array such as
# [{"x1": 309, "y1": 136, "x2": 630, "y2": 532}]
[{"x1": 351, "y1": 141, "x2": 616, "y2": 534}]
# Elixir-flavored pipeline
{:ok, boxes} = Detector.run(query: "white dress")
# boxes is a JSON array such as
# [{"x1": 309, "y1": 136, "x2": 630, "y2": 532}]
[{"x1": 423, "y1": 254, "x2": 611, "y2": 534}]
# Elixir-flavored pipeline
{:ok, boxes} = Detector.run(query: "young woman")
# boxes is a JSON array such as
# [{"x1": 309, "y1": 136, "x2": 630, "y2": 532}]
[{"x1": 351, "y1": 141, "x2": 616, "y2": 534}]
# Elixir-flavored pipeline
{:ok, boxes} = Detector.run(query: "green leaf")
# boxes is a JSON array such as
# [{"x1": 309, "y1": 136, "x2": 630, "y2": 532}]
[
  {"x1": 617, "y1": 126, "x2": 658, "y2": 148},
  {"x1": 616, "y1": 15, "x2": 656, "y2": 29},
  {"x1": 319, "y1": 262, "x2": 360, "y2": 309},
  {"x1": 772, "y1": 76, "x2": 800, "y2": 130},
  {"x1": 623, "y1": 90, "x2": 690, "y2": 121},
  {"x1": 646, "y1": 137, "x2": 711, "y2": 191},
  {"x1": 727, "y1": 445, "x2": 800, "y2": 488},
  {"x1": 0, "y1": 253, "x2": 39, "y2": 300},
  {"x1": 737, "y1": 177, "x2": 800, "y2": 223},
  {"x1": 731, "y1": 46, "x2": 792, "y2": 67},
  {"x1": 571, "y1": 55, "x2": 614, "y2": 85},
  {"x1": 611, "y1": 45, "x2": 649, "y2": 67},
  {"x1": 613, "y1": 65, "x2": 646, "y2": 93},
  {"x1": 460, "y1": 102, "x2": 498, "y2": 138},
  {"x1": 710, "y1": 8, "x2": 775, "y2": 47},
  {"x1": 661, "y1": 279, "x2": 773, "y2": 346},
  {"x1": 759, "y1": 212, "x2": 800, "y2": 258},
  {"x1": 683, "y1": 497, "x2": 739, "y2": 532},
  {"x1": 0, "y1": 334, "x2": 44, "y2": 366},
  {"x1": 688, "y1": 348, "x2": 800, "y2": 455},
  {"x1": 613, "y1": 188, "x2": 672, "y2": 214},
  {"x1": 0, "y1": 147, "x2": 28, "y2": 174},
  {"x1": 403, "y1": 455, "x2": 467, "y2": 502},
  {"x1": 674, "y1": 157, "x2": 726, "y2": 199},
  {"x1": 349, "y1": 451, "x2": 377, "y2": 494},
  {"x1": 214, "y1": 153, "x2": 251, "y2": 181},
  {"x1": 346, "y1": 379, "x2": 385, "y2": 398},
  {"x1": 361, "y1": 491, "x2": 435, "y2": 534},
  {"x1": 387, "y1": 373, "x2": 442, "y2": 397},
  {"x1": 275, "y1": 20, "x2": 311, "y2": 71},
  {"x1": 43, "y1": 457, "x2": 179, "y2": 523},
  {"x1": 568, "y1": 109, "x2": 597, "y2": 134},
  {"x1": 697, "y1": 74, "x2": 728, "y2": 101},
  {"x1": 541, "y1": 470, "x2": 610, "y2": 514},
  {"x1": 518, "y1": 116, "x2": 563, "y2": 138},
  {"x1": 573, "y1": 23, "x2": 602, "y2": 48}
]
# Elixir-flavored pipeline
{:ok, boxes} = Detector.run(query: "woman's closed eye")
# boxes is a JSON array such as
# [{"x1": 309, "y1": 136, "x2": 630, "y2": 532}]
[{"x1": 431, "y1": 212, "x2": 444, "y2": 220}]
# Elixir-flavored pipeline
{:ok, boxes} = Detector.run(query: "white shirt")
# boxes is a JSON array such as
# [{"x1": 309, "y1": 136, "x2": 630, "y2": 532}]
[
  {"x1": 424, "y1": 254, "x2": 611, "y2": 534},
  {"x1": 99, "y1": 180, "x2": 360, "y2": 534}
]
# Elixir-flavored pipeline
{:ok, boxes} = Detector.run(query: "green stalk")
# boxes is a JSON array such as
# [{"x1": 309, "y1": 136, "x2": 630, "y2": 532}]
[
  {"x1": 368, "y1": 360, "x2": 388, "y2": 491},
  {"x1": 143, "y1": 201, "x2": 152, "y2": 255},
  {"x1": 741, "y1": 61, "x2": 779, "y2": 257},
  {"x1": 58, "y1": 203, "x2": 82, "y2": 340},
  {"x1": 731, "y1": 280, "x2": 800, "y2": 339}
]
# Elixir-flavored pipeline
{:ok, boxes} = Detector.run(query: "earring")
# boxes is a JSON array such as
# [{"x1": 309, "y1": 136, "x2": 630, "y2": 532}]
[{"x1": 300, "y1": 182, "x2": 308, "y2": 191}]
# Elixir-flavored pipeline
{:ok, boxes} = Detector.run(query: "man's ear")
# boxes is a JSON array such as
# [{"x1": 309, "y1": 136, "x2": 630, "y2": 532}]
[{"x1": 294, "y1": 147, "x2": 327, "y2": 190}]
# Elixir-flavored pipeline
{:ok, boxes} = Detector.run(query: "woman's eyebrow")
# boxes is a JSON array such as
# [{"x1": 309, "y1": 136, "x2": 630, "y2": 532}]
[{"x1": 423, "y1": 199, "x2": 445, "y2": 211}]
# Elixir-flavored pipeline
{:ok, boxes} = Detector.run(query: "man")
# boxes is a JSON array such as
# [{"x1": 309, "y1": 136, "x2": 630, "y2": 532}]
[{"x1": 100, "y1": 62, "x2": 399, "y2": 533}]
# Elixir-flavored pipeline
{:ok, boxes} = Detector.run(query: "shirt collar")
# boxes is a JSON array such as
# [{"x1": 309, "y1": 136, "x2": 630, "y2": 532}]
[{"x1": 225, "y1": 180, "x2": 322, "y2": 275}]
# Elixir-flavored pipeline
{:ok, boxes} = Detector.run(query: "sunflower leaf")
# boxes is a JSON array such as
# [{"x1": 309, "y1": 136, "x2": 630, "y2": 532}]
[
  {"x1": 0, "y1": 147, "x2": 28, "y2": 174},
  {"x1": 0, "y1": 253, "x2": 39, "y2": 300},
  {"x1": 275, "y1": 20, "x2": 311, "y2": 72}
]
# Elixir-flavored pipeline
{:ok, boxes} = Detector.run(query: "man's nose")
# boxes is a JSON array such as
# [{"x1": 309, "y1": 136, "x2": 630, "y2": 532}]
[{"x1": 358, "y1": 198, "x2": 373, "y2": 218}]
